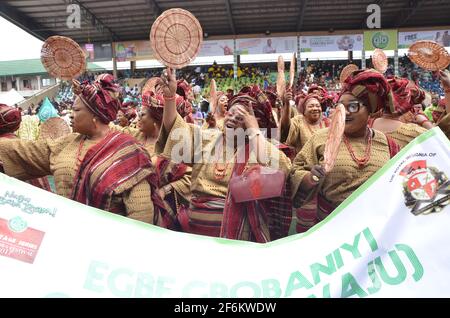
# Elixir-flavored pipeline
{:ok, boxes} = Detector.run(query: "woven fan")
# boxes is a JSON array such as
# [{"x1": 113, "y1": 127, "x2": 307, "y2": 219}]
[
  {"x1": 323, "y1": 103, "x2": 346, "y2": 173},
  {"x1": 408, "y1": 40, "x2": 450, "y2": 71},
  {"x1": 38, "y1": 117, "x2": 71, "y2": 140},
  {"x1": 372, "y1": 49, "x2": 388, "y2": 73},
  {"x1": 41, "y1": 36, "x2": 86, "y2": 80},
  {"x1": 277, "y1": 55, "x2": 286, "y2": 100},
  {"x1": 289, "y1": 53, "x2": 296, "y2": 89},
  {"x1": 210, "y1": 78, "x2": 217, "y2": 114},
  {"x1": 142, "y1": 77, "x2": 163, "y2": 94},
  {"x1": 340, "y1": 64, "x2": 359, "y2": 83},
  {"x1": 150, "y1": 8, "x2": 203, "y2": 69}
]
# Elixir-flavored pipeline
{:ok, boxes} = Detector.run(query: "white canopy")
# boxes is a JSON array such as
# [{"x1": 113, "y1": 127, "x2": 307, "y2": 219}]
[{"x1": 0, "y1": 89, "x2": 25, "y2": 105}]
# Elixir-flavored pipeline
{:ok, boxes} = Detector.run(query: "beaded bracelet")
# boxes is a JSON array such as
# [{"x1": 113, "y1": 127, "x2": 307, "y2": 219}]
[
  {"x1": 417, "y1": 118, "x2": 432, "y2": 126},
  {"x1": 164, "y1": 95, "x2": 176, "y2": 101}
]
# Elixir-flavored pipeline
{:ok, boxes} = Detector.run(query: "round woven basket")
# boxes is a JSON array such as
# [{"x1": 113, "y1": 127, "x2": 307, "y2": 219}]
[
  {"x1": 150, "y1": 8, "x2": 203, "y2": 69},
  {"x1": 339, "y1": 64, "x2": 359, "y2": 83},
  {"x1": 38, "y1": 117, "x2": 71, "y2": 140},
  {"x1": 408, "y1": 40, "x2": 450, "y2": 71},
  {"x1": 41, "y1": 36, "x2": 86, "y2": 80},
  {"x1": 372, "y1": 49, "x2": 388, "y2": 74}
]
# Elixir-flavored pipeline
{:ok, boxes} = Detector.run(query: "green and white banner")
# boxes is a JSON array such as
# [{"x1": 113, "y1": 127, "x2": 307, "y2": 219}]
[
  {"x1": 364, "y1": 29, "x2": 398, "y2": 50},
  {"x1": 0, "y1": 128, "x2": 449, "y2": 298}
]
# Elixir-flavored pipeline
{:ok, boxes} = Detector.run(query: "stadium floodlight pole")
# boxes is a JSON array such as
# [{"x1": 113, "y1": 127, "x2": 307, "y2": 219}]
[
  {"x1": 297, "y1": 36, "x2": 301, "y2": 76},
  {"x1": 361, "y1": 47, "x2": 366, "y2": 69},
  {"x1": 394, "y1": 49, "x2": 399, "y2": 76},
  {"x1": 224, "y1": 0, "x2": 236, "y2": 35},
  {"x1": 233, "y1": 40, "x2": 238, "y2": 83}
]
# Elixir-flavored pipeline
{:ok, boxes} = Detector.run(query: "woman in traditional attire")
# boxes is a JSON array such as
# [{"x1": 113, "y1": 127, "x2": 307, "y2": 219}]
[
  {"x1": 371, "y1": 76, "x2": 450, "y2": 147},
  {"x1": 156, "y1": 68, "x2": 292, "y2": 242},
  {"x1": 0, "y1": 74, "x2": 165, "y2": 224},
  {"x1": 202, "y1": 92, "x2": 228, "y2": 131},
  {"x1": 367, "y1": 77, "x2": 430, "y2": 149},
  {"x1": 290, "y1": 69, "x2": 401, "y2": 227},
  {"x1": 177, "y1": 79, "x2": 195, "y2": 124},
  {"x1": 0, "y1": 103, "x2": 54, "y2": 192},
  {"x1": 281, "y1": 93, "x2": 331, "y2": 155},
  {"x1": 117, "y1": 104, "x2": 137, "y2": 128},
  {"x1": 279, "y1": 90, "x2": 332, "y2": 233}
]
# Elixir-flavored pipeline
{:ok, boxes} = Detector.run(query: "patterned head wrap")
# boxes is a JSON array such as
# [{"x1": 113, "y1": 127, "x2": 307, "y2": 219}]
[
  {"x1": 0, "y1": 104, "x2": 21, "y2": 133},
  {"x1": 72, "y1": 73, "x2": 121, "y2": 124},
  {"x1": 176, "y1": 79, "x2": 192, "y2": 100},
  {"x1": 141, "y1": 91, "x2": 190, "y2": 123},
  {"x1": 387, "y1": 77, "x2": 426, "y2": 115},
  {"x1": 339, "y1": 69, "x2": 394, "y2": 114},
  {"x1": 228, "y1": 85, "x2": 277, "y2": 131}
]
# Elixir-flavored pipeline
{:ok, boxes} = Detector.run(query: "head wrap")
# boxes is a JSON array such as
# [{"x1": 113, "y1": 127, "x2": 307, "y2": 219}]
[
  {"x1": 264, "y1": 90, "x2": 279, "y2": 109},
  {"x1": 229, "y1": 85, "x2": 277, "y2": 131},
  {"x1": 297, "y1": 93, "x2": 323, "y2": 114},
  {"x1": 37, "y1": 97, "x2": 58, "y2": 123},
  {"x1": 121, "y1": 107, "x2": 137, "y2": 122},
  {"x1": 307, "y1": 84, "x2": 334, "y2": 110},
  {"x1": 387, "y1": 77, "x2": 426, "y2": 115},
  {"x1": 72, "y1": 73, "x2": 120, "y2": 124},
  {"x1": 340, "y1": 69, "x2": 394, "y2": 114},
  {"x1": 141, "y1": 91, "x2": 190, "y2": 123},
  {"x1": 0, "y1": 104, "x2": 21, "y2": 133},
  {"x1": 176, "y1": 79, "x2": 192, "y2": 100}
]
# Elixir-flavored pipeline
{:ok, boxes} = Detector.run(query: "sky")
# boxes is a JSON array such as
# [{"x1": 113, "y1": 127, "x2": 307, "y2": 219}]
[{"x1": 0, "y1": 16, "x2": 43, "y2": 61}]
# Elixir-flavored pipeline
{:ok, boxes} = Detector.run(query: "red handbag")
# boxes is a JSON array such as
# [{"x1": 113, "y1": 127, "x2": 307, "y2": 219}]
[{"x1": 229, "y1": 165, "x2": 286, "y2": 203}]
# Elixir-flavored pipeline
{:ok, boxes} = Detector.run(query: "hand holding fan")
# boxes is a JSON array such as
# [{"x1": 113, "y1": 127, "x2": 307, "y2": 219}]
[{"x1": 150, "y1": 8, "x2": 203, "y2": 69}]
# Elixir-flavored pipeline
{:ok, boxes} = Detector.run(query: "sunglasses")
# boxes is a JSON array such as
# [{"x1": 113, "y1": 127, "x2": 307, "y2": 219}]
[{"x1": 337, "y1": 101, "x2": 362, "y2": 114}]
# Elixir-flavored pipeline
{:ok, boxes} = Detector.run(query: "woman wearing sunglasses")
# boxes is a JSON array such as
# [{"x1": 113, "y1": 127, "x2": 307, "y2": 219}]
[{"x1": 290, "y1": 69, "x2": 400, "y2": 226}]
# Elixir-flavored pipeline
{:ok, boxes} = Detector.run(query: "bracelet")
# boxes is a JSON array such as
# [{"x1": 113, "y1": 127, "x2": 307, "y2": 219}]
[
  {"x1": 418, "y1": 119, "x2": 432, "y2": 126},
  {"x1": 163, "y1": 95, "x2": 176, "y2": 101}
]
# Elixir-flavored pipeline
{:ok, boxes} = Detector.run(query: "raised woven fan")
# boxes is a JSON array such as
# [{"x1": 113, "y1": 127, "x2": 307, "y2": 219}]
[
  {"x1": 289, "y1": 53, "x2": 296, "y2": 89},
  {"x1": 339, "y1": 64, "x2": 359, "y2": 83},
  {"x1": 41, "y1": 36, "x2": 86, "y2": 80},
  {"x1": 324, "y1": 103, "x2": 346, "y2": 173},
  {"x1": 372, "y1": 48, "x2": 388, "y2": 74},
  {"x1": 209, "y1": 78, "x2": 217, "y2": 114},
  {"x1": 38, "y1": 117, "x2": 71, "y2": 140},
  {"x1": 276, "y1": 55, "x2": 286, "y2": 100},
  {"x1": 408, "y1": 40, "x2": 450, "y2": 71},
  {"x1": 150, "y1": 8, "x2": 203, "y2": 69}
]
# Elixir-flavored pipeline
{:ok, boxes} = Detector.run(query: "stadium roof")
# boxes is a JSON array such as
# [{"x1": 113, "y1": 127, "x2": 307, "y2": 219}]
[
  {"x1": 0, "y1": 59, "x2": 105, "y2": 76},
  {"x1": 1, "y1": 0, "x2": 450, "y2": 43}
]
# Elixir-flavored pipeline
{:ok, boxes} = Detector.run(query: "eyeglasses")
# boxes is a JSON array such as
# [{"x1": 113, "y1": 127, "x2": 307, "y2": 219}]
[{"x1": 337, "y1": 101, "x2": 361, "y2": 114}]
